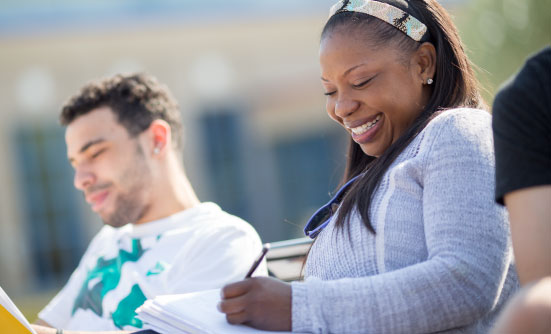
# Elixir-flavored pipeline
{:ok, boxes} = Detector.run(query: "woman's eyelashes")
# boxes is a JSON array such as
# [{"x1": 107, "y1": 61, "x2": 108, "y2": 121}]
[
  {"x1": 352, "y1": 75, "x2": 376, "y2": 89},
  {"x1": 323, "y1": 75, "x2": 376, "y2": 96}
]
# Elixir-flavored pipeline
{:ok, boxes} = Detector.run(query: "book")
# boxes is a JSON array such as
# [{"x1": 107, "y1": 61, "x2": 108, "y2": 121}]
[
  {"x1": 0, "y1": 285, "x2": 37, "y2": 334},
  {"x1": 136, "y1": 289, "x2": 293, "y2": 334}
]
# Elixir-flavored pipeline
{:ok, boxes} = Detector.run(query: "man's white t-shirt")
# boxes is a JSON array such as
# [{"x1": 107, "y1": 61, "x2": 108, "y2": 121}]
[{"x1": 39, "y1": 202, "x2": 266, "y2": 331}]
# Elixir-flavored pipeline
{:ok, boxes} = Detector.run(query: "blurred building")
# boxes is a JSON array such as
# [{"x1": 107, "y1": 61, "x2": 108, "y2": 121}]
[{"x1": 0, "y1": 0, "x2": 347, "y2": 299}]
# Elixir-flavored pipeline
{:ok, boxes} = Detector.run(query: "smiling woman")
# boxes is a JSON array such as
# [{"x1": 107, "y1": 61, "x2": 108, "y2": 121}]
[
  {"x1": 320, "y1": 30, "x2": 434, "y2": 158},
  {"x1": 218, "y1": 0, "x2": 519, "y2": 333}
]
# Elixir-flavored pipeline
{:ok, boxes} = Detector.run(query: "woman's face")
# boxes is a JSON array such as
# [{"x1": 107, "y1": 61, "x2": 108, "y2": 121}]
[{"x1": 320, "y1": 28, "x2": 430, "y2": 157}]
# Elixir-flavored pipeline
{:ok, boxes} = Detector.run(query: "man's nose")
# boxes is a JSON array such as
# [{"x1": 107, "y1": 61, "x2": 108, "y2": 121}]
[{"x1": 73, "y1": 168, "x2": 95, "y2": 191}]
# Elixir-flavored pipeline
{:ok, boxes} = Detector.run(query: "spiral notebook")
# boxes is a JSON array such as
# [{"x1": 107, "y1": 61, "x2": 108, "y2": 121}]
[
  {"x1": 0, "y1": 285, "x2": 37, "y2": 334},
  {"x1": 136, "y1": 288, "x2": 293, "y2": 334}
]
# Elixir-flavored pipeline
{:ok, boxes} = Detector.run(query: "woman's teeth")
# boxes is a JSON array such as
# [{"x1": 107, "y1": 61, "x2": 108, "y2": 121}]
[{"x1": 350, "y1": 115, "x2": 381, "y2": 135}]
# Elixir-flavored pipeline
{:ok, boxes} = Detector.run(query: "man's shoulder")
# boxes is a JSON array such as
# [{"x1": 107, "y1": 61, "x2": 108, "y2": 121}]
[{"x1": 171, "y1": 202, "x2": 260, "y2": 239}]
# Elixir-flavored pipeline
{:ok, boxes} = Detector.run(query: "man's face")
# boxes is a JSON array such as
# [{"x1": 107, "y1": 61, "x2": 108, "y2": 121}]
[{"x1": 66, "y1": 106, "x2": 153, "y2": 227}]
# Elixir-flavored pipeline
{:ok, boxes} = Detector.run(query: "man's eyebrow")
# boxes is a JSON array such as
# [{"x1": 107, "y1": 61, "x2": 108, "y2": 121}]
[{"x1": 79, "y1": 138, "x2": 106, "y2": 153}]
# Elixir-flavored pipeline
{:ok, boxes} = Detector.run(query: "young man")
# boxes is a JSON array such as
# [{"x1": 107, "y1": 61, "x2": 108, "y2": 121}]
[{"x1": 33, "y1": 73, "x2": 266, "y2": 333}]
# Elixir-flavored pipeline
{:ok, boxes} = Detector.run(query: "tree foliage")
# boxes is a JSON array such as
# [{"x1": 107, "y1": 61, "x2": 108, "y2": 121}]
[{"x1": 455, "y1": 0, "x2": 550, "y2": 103}]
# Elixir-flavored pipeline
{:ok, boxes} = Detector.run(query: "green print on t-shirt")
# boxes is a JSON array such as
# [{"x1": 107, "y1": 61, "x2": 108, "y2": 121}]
[
  {"x1": 112, "y1": 284, "x2": 147, "y2": 329},
  {"x1": 146, "y1": 261, "x2": 167, "y2": 276},
  {"x1": 72, "y1": 239, "x2": 148, "y2": 328}
]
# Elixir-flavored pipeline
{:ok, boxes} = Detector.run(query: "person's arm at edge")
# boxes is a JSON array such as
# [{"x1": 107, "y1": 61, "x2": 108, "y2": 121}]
[
  {"x1": 34, "y1": 319, "x2": 52, "y2": 327},
  {"x1": 31, "y1": 324, "x2": 132, "y2": 334},
  {"x1": 490, "y1": 277, "x2": 551, "y2": 334},
  {"x1": 504, "y1": 185, "x2": 551, "y2": 285}
]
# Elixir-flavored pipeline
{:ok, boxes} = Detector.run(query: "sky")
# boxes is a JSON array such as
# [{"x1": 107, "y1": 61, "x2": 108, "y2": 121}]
[
  {"x1": 0, "y1": 0, "x2": 465, "y2": 37},
  {"x1": 1, "y1": 0, "x2": 334, "y2": 37}
]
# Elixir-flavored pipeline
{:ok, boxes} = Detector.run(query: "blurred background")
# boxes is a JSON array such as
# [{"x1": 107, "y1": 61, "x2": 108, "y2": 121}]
[{"x1": 0, "y1": 0, "x2": 548, "y2": 321}]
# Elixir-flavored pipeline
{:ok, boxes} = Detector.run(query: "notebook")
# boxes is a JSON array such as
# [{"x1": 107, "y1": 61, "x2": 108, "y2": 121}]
[
  {"x1": 0, "y1": 285, "x2": 37, "y2": 334},
  {"x1": 136, "y1": 288, "x2": 293, "y2": 334}
]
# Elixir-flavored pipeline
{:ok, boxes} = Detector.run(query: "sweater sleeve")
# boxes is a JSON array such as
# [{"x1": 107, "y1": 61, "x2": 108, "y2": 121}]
[{"x1": 291, "y1": 110, "x2": 513, "y2": 334}]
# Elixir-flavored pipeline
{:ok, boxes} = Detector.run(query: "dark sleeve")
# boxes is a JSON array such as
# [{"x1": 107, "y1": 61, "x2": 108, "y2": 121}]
[{"x1": 492, "y1": 47, "x2": 551, "y2": 204}]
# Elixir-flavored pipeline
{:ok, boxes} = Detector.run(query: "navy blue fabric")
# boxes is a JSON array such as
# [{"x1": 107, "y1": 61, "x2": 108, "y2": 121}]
[{"x1": 304, "y1": 174, "x2": 361, "y2": 238}]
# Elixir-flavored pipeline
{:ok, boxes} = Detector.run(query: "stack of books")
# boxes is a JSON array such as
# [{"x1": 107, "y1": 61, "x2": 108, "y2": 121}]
[{"x1": 136, "y1": 288, "x2": 292, "y2": 334}]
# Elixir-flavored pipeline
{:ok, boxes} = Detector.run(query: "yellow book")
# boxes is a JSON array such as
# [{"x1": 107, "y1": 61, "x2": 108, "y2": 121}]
[{"x1": 0, "y1": 286, "x2": 36, "y2": 334}]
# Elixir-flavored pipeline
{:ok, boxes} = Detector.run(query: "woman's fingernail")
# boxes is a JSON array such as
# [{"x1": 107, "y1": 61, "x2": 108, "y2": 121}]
[{"x1": 216, "y1": 302, "x2": 222, "y2": 312}]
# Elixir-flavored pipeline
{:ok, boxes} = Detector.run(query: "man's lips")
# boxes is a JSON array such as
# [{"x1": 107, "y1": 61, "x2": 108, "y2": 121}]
[{"x1": 86, "y1": 190, "x2": 109, "y2": 212}]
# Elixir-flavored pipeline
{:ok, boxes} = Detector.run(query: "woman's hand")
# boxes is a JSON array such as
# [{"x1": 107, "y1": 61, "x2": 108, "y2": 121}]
[{"x1": 219, "y1": 276, "x2": 292, "y2": 331}]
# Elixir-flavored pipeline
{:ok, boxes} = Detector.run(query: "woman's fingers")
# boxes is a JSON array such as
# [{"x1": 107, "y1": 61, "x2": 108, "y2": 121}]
[
  {"x1": 220, "y1": 277, "x2": 293, "y2": 331},
  {"x1": 218, "y1": 293, "x2": 248, "y2": 315},
  {"x1": 225, "y1": 310, "x2": 249, "y2": 325},
  {"x1": 221, "y1": 279, "x2": 251, "y2": 299}
]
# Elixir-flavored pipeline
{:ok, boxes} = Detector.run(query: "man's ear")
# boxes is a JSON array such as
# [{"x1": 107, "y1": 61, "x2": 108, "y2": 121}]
[
  {"x1": 147, "y1": 119, "x2": 172, "y2": 157},
  {"x1": 413, "y1": 42, "x2": 437, "y2": 84}
]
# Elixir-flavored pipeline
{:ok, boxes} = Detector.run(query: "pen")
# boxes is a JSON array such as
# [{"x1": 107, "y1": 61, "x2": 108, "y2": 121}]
[{"x1": 244, "y1": 243, "x2": 270, "y2": 278}]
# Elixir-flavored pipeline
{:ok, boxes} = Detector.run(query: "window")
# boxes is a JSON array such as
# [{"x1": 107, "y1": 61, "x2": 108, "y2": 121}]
[
  {"x1": 13, "y1": 121, "x2": 86, "y2": 288},
  {"x1": 272, "y1": 129, "x2": 346, "y2": 239},
  {"x1": 199, "y1": 110, "x2": 249, "y2": 220},
  {"x1": 199, "y1": 109, "x2": 346, "y2": 242}
]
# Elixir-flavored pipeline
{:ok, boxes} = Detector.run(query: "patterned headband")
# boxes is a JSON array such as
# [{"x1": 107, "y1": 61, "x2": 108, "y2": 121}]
[{"x1": 329, "y1": 0, "x2": 428, "y2": 42}]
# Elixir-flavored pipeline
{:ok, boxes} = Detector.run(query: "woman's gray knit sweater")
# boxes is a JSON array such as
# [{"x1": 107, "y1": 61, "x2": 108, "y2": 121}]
[{"x1": 291, "y1": 108, "x2": 519, "y2": 334}]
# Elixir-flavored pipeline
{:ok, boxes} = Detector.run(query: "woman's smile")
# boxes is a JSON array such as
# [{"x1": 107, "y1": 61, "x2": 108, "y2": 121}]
[
  {"x1": 346, "y1": 113, "x2": 383, "y2": 144},
  {"x1": 320, "y1": 27, "x2": 428, "y2": 157}
]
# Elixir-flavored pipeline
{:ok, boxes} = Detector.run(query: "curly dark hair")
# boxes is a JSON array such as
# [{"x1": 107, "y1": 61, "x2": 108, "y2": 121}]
[{"x1": 60, "y1": 73, "x2": 183, "y2": 153}]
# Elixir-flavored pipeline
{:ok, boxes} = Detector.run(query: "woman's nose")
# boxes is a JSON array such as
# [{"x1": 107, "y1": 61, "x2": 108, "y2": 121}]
[{"x1": 334, "y1": 93, "x2": 359, "y2": 119}]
